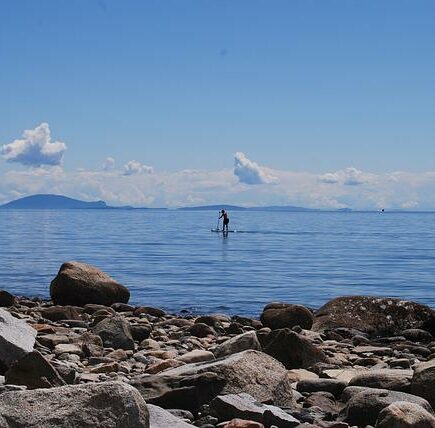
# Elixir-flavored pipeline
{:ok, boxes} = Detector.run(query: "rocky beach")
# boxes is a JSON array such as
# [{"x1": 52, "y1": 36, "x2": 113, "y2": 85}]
[{"x1": 0, "y1": 261, "x2": 434, "y2": 428}]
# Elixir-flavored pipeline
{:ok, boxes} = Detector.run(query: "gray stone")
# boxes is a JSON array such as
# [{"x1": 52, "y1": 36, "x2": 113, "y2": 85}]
[
  {"x1": 261, "y1": 303, "x2": 314, "y2": 330},
  {"x1": 0, "y1": 308, "x2": 36, "y2": 369},
  {"x1": 50, "y1": 261, "x2": 130, "y2": 306},
  {"x1": 5, "y1": 351, "x2": 65, "y2": 389},
  {"x1": 177, "y1": 350, "x2": 215, "y2": 364},
  {"x1": 92, "y1": 315, "x2": 134, "y2": 350},
  {"x1": 132, "y1": 350, "x2": 294, "y2": 409},
  {"x1": 411, "y1": 359, "x2": 435, "y2": 407},
  {"x1": 375, "y1": 401, "x2": 435, "y2": 427},
  {"x1": 348, "y1": 369, "x2": 413, "y2": 392},
  {"x1": 313, "y1": 296, "x2": 435, "y2": 336},
  {"x1": 213, "y1": 331, "x2": 261, "y2": 358},
  {"x1": 297, "y1": 379, "x2": 347, "y2": 397},
  {"x1": 343, "y1": 387, "x2": 433, "y2": 427},
  {"x1": 209, "y1": 393, "x2": 299, "y2": 427},
  {"x1": 263, "y1": 329, "x2": 328, "y2": 369},
  {"x1": 148, "y1": 404, "x2": 194, "y2": 427},
  {"x1": 0, "y1": 381, "x2": 149, "y2": 427}
]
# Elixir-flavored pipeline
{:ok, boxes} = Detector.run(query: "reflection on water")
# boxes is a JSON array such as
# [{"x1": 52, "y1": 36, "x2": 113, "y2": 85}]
[{"x1": 1, "y1": 210, "x2": 435, "y2": 315}]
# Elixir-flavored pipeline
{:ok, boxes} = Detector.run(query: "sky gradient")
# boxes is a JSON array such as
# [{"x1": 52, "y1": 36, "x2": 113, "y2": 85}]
[{"x1": 1, "y1": 1, "x2": 435, "y2": 208}]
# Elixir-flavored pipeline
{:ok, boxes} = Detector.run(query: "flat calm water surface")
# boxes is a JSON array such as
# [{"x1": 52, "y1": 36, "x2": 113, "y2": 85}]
[{"x1": 1, "y1": 210, "x2": 435, "y2": 316}]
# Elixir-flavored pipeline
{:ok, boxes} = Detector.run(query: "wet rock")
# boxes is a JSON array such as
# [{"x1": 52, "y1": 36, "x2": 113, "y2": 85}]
[
  {"x1": 92, "y1": 315, "x2": 134, "y2": 350},
  {"x1": 313, "y1": 296, "x2": 435, "y2": 336},
  {"x1": 39, "y1": 305, "x2": 83, "y2": 322},
  {"x1": 0, "y1": 291, "x2": 15, "y2": 307},
  {"x1": 0, "y1": 308, "x2": 36, "y2": 370},
  {"x1": 0, "y1": 381, "x2": 149, "y2": 427},
  {"x1": 148, "y1": 404, "x2": 194, "y2": 427},
  {"x1": 213, "y1": 332, "x2": 261, "y2": 358},
  {"x1": 111, "y1": 302, "x2": 136, "y2": 312},
  {"x1": 348, "y1": 369, "x2": 413, "y2": 392},
  {"x1": 261, "y1": 303, "x2": 314, "y2": 330},
  {"x1": 5, "y1": 351, "x2": 65, "y2": 389},
  {"x1": 263, "y1": 329, "x2": 328, "y2": 369},
  {"x1": 297, "y1": 379, "x2": 347, "y2": 397},
  {"x1": 411, "y1": 359, "x2": 435, "y2": 407},
  {"x1": 375, "y1": 401, "x2": 435, "y2": 427},
  {"x1": 134, "y1": 306, "x2": 166, "y2": 318},
  {"x1": 343, "y1": 387, "x2": 433, "y2": 426},
  {"x1": 50, "y1": 261, "x2": 130, "y2": 306}
]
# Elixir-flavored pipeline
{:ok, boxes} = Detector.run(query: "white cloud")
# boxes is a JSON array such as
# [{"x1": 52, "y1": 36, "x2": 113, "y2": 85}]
[
  {"x1": 319, "y1": 167, "x2": 372, "y2": 186},
  {"x1": 123, "y1": 160, "x2": 154, "y2": 176},
  {"x1": 102, "y1": 157, "x2": 115, "y2": 171},
  {"x1": 1, "y1": 123, "x2": 67, "y2": 167},
  {"x1": 234, "y1": 152, "x2": 278, "y2": 185}
]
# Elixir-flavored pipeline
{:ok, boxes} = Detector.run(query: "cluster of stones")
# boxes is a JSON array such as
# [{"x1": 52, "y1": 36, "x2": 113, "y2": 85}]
[{"x1": 0, "y1": 261, "x2": 434, "y2": 428}]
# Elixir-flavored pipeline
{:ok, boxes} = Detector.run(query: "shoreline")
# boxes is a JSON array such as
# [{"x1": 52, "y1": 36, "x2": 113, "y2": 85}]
[{"x1": 0, "y1": 285, "x2": 434, "y2": 427}]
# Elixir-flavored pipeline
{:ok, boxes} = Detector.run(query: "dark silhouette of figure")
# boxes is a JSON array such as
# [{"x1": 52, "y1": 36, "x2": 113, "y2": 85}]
[{"x1": 219, "y1": 209, "x2": 229, "y2": 232}]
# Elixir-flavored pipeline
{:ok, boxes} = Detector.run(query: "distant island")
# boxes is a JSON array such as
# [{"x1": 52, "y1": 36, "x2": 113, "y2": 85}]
[
  {"x1": 0, "y1": 194, "x2": 351, "y2": 212},
  {"x1": 0, "y1": 194, "x2": 111, "y2": 210}
]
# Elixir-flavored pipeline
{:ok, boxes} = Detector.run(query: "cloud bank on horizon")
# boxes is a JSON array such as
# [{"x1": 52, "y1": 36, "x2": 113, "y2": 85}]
[{"x1": 1, "y1": 123, "x2": 434, "y2": 210}]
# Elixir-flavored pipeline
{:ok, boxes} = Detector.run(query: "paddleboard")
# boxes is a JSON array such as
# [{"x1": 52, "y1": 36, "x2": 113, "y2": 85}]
[{"x1": 211, "y1": 229, "x2": 236, "y2": 233}]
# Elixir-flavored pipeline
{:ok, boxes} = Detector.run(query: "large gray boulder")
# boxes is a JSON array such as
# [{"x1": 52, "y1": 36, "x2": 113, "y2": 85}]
[
  {"x1": 131, "y1": 350, "x2": 294, "y2": 410},
  {"x1": 92, "y1": 315, "x2": 134, "y2": 350},
  {"x1": 148, "y1": 404, "x2": 194, "y2": 427},
  {"x1": 0, "y1": 381, "x2": 149, "y2": 427},
  {"x1": 343, "y1": 387, "x2": 433, "y2": 426},
  {"x1": 411, "y1": 359, "x2": 435, "y2": 407},
  {"x1": 261, "y1": 303, "x2": 314, "y2": 330},
  {"x1": 213, "y1": 331, "x2": 261, "y2": 358},
  {"x1": 376, "y1": 401, "x2": 435, "y2": 427},
  {"x1": 263, "y1": 329, "x2": 328, "y2": 369},
  {"x1": 50, "y1": 261, "x2": 130, "y2": 306},
  {"x1": 0, "y1": 308, "x2": 36, "y2": 370},
  {"x1": 313, "y1": 296, "x2": 435, "y2": 336}
]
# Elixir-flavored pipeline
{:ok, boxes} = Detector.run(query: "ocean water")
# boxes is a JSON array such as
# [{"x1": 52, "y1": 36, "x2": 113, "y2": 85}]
[{"x1": 1, "y1": 210, "x2": 435, "y2": 316}]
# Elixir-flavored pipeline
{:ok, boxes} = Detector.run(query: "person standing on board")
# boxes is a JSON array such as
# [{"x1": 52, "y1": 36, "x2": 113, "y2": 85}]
[{"x1": 219, "y1": 209, "x2": 230, "y2": 232}]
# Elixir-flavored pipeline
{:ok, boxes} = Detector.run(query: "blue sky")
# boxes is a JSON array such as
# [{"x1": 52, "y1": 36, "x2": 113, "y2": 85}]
[{"x1": 1, "y1": 1, "x2": 435, "y2": 208}]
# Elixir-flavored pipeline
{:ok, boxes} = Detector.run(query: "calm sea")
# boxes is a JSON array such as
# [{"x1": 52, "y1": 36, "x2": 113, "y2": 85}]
[{"x1": 1, "y1": 210, "x2": 435, "y2": 316}]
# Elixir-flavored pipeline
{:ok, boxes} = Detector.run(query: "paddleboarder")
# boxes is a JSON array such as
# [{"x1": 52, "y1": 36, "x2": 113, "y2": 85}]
[{"x1": 219, "y1": 209, "x2": 230, "y2": 232}]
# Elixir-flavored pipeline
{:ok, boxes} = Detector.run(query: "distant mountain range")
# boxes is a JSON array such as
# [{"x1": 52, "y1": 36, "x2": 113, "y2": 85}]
[{"x1": 0, "y1": 194, "x2": 351, "y2": 212}]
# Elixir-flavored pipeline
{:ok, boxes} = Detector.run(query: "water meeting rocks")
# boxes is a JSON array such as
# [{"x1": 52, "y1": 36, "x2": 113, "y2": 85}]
[
  {"x1": 313, "y1": 296, "x2": 435, "y2": 336},
  {"x1": 260, "y1": 302, "x2": 314, "y2": 330},
  {"x1": 0, "y1": 381, "x2": 149, "y2": 428},
  {"x1": 50, "y1": 261, "x2": 130, "y2": 306},
  {"x1": 0, "y1": 308, "x2": 36, "y2": 370}
]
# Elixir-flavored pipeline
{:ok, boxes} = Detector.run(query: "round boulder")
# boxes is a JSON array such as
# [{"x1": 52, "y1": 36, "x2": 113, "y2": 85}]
[
  {"x1": 260, "y1": 303, "x2": 313, "y2": 330},
  {"x1": 376, "y1": 401, "x2": 435, "y2": 428},
  {"x1": 313, "y1": 296, "x2": 435, "y2": 336},
  {"x1": 50, "y1": 262, "x2": 130, "y2": 306}
]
